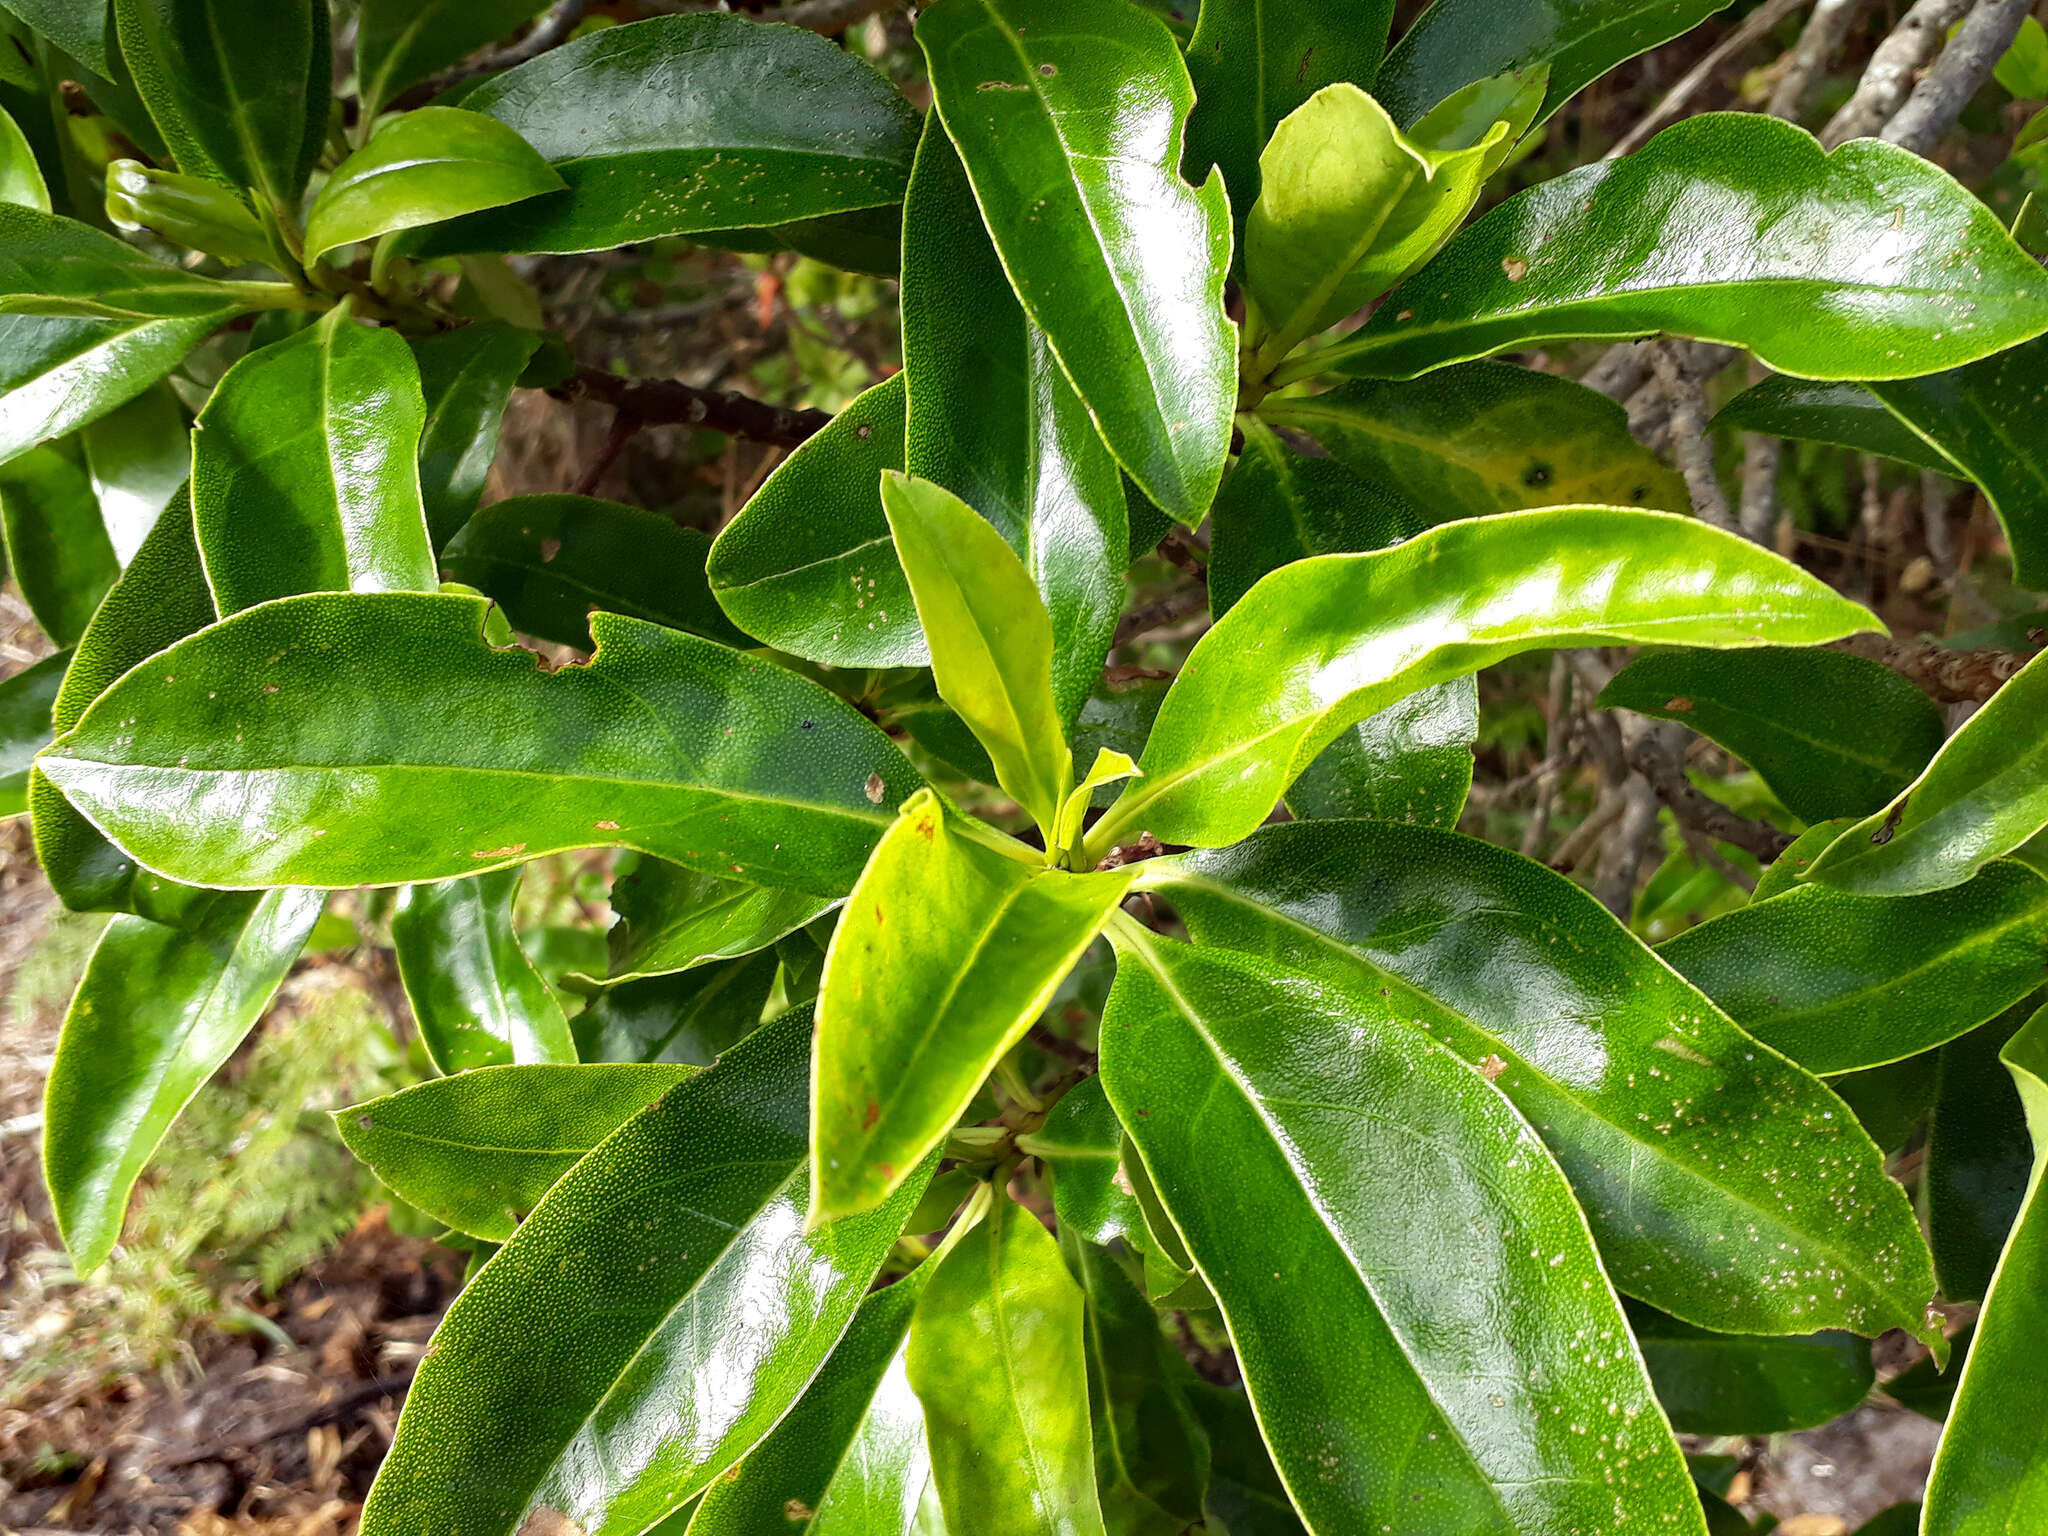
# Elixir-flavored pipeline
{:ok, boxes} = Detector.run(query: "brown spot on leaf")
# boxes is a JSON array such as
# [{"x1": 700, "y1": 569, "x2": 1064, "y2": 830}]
[
  {"x1": 864, "y1": 772, "x2": 886, "y2": 804},
  {"x1": 876, "y1": 1162, "x2": 895, "y2": 1180},
  {"x1": 863, "y1": 1101, "x2": 880, "y2": 1129},
  {"x1": 518, "y1": 1509, "x2": 587, "y2": 1536},
  {"x1": 1479, "y1": 1053, "x2": 1507, "y2": 1081},
  {"x1": 471, "y1": 843, "x2": 527, "y2": 860},
  {"x1": 784, "y1": 1499, "x2": 815, "y2": 1521},
  {"x1": 1502, "y1": 256, "x2": 1528, "y2": 281},
  {"x1": 1664, "y1": 696, "x2": 1694, "y2": 712},
  {"x1": 1038, "y1": 62, "x2": 1057, "y2": 76},
  {"x1": 594, "y1": 819, "x2": 620, "y2": 831},
  {"x1": 539, "y1": 538, "x2": 562, "y2": 563},
  {"x1": 1872, "y1": 800, "x2": 1907, "y2": 845}
]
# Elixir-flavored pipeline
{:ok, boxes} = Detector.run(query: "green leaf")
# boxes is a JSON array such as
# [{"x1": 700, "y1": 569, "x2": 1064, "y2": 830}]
[
  {"x1": 907, "y1": 1189, "x2": 1108, "y2": 1536},
  {"x1": 1597, "y1": 647, "x2": 1946, "y2": 823},
  {"x1": 0, "y1": 0, "x2": 112, "y2": 75},
  {"x1": 1319, "y1": 115, "x2": 2048, "y2": 385},
  {"x1": 1921, "y1": 1001, "x2": 2048, "y2": 1535},
  {"x1": 918, "y1": 0, "x2": 1235, "y2": 524},
  {"x1": 880, "y1": 472, "x2": 1070, "y2": 837},
  {"x1": 0, "y1": 308, "x2": 234, "y2": 469},
  {"x1": 1994, "y1": 14, "x2": 2048, "y2": 99},
  {"x1": 0, "y1": 440, "x2": 116, "y2": 645},
  {"x1": 1186, "y1": 1383, "x2": 1308, "y2": 1536},
  {"x1": 1245, "y1": 84, "x2": 1501, "y2": 365},
  {"x1": 0, "y1": 646, "x2": 68, "y2": 816},
  {"x1": 441, "y1": 494, "x2": 750, "y2": 652},
  {"x1": 0, "y1": 98, "x2": 50, "y2": 210},
  {"x1": 1659, "y1": 861, "x2": 2048, "y2": 1075},
  {"x1": 404, "y1": 14, "x2": 918, "y2": 256},
  {"x1": 192, "y1": 311, "x2": 436, "y2": 614},
  {"x1": 1866, "y1": 335, "x2": 2048, "y2": 590},
  {"x1": 706, "y1": 373, "x2": 915, "y2": 668},
  {"x1": 687, "y1": 1268, "x2": 933, "y2": 1536},
  {"x1": 41, "y1": 591, "x2": 921, "y2": 895},
  {"x1": 1284, "y1": 678, "x2": 1478, "y2": 829},
  {"x1": 0, "y1": 198, "x2": 254, "y2": 323},
  {"x1": 1207, "y1": 417, "x2": 1423, "y2": 618},
  {"x1": 1830, "y1": 1051, "x2": 1938, "y2": 1156},
  {"x1": 1922, "y1": 1000, "x2": 2036, "y2": 1302},
  {"x1": 1376, "y1": 0, "x2": 1735, "y2": 127},
  {"x1": 1261, "y1": 361, "x2": 1688, "y2": 522},
  {"x1": 812, "y1": 790, "x2": 1131, "y2": 1221},
  {"x1": 306, "y1": 107, "x2": 563, "y2": 260},
  {"x1": 1070, "y1": 674, "x2": 1168, "y2": 810},
  {"x1": 43, "y1": 885, "x2": 323, "y2": 1273},
  {"x1": 1180, "y1": 0, "x2": 1396, "y2": 234},
  {"x1": 1806, "y1": 649, "x2": 2048, "y2": 896},
  {"x1": 355, "y1": 0, "x2": 550, "y2": 117},
  {"x1": 1035, "y1": 1074, "x2": 1143, "y2": 1249},
  {"x1": 1067, "y1": 1237, "x2": 1210, "y2": 1536},
  {"x1": 1407, "y1": 62, "x2": 1549, "y2": 162},
  {"x1": 1100, "y1": 928, "x2": 1704, "y2": 1536},
  {"x1": 392, "y1": 866, "x2": 576, "y2": 1071},
  {"x1": 900, "y1": 119, "x2": 1123, "y2": 728},
  {"x1": 1626, "y1": 1302, "x2": 1874, "y2": 1435},
  {"x1": 104, "y1": 157, "x2": 276, "y2": 265},
  {"x1": 409, "y1": 324, "x2": 540, "y2": 550},
  {"x1": 1713, "y1": 376, "x2": 1965, "y2": 478},
  {"x1": 1751, "y1": 817, "x2": 1856, "y2": 903},
  {"x1": 28, "y1": 489, "x2": 211, "y2": 914},
  {"x1": 571, "y1": 951, "x2": 780, "y2": 1066},
  {"x1": 606, "y1": 859, "x2": 834, "y2": 984},
  {"x1": 336, "y1": 1062, "x2": 692, "y2": 1241},
  {"x1": 358, "y1": 1005, "x2": 931, "y2": 1536},
  {"x1": 1137, "y1": 820, "x2": 1943, "y2": 1340},
  {"x1": 1090, "y1": 506, "x2": 1878, "y2": 856},
  {"x1": 111, "y1": 0, "x2": 326, "y2": 208},
  {"x1": 80, "y1": 382, "x2": 187, "y2": 563}
]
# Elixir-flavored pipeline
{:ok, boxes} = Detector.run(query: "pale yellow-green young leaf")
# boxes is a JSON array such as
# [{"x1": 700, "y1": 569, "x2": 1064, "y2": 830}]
[
  {"x1": 1408, "y1": 62, "x2": 1548, "y2": 178},
  {"x1": 1246, "y1": 83, "x2": 1504, "y2": 370},
  {"x1": 1054, "y1": 747, "x2": 1140, "y2": 864},
  {"x1": 880, "y1": 471, "x2": 1071, "y2": 838},
  {"x1": 0, "y1": 103, "x2": 51, "y2": 213}
]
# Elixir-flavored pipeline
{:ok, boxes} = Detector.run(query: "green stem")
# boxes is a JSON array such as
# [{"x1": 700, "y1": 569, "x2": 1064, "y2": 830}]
[
  {"x1": 217, "y1": 280, "x2": 331, "y2": 313},
  {"x1": 993, "y1": 1055, "x2": 1044, "y2": 1114}
]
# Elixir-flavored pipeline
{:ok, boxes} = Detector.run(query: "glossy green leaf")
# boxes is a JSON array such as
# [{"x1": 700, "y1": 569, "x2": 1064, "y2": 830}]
[
  {"x1": 43, "y1": 885, "x2": 323, "y2": 1273},
  {"x1": 405, "y1": 14, "x2": 918, "y2": 256},
  {"x1": 1866, "y1": 335, "x2": 2048, "y2": 590},
  {"x1": 0, "y1": 309, "x2": 234, "y2": 470},
  {"x1": 337, "y1": 1062, "x2": 692, "y2": 1241},
  {"x1": 307, "y1": 108, "x2": 562, "y2": 261},
  {"x1": 1035, "y1": 1074, "x2": 1142, "y2": 1249},
  {"x1": 707, "y1": 373, "x2": 915, "y2": 668},
  {"x1": 919, "y1": 0, "x2": 1235, "y2": 524},
  {"x1": 0, "y1": 440, "x2": 116, "y2": 645},
  {"x1": 1284, "y1": 678, "x2": 1478, "y2": 828},
  {"x1": 1090, "y1": 506, "x2": 1878, "y2": 856},
  {"x1": 441, "y1": 494, "x2": 749, "y2": 652},
  {"x1": 0, "y1": 0, "x2": 111, "y2": 74},
  {"x1": 1922, "y1": 1000, "x2": 2036, "y2": 1302},
  {"x1": 1830, "y1": 1051, "x2": 1938, "y2": 1157},
  {"x1": 111, "y1": 0, "x2": 325, "y2": 208},
  {"x1": 0, "y1": 202, "x2": 257, "y2": 322},
  {"x1": 1660, "y1": 862, "x2": 2048, "y2": 1075},
  {"x1": 1180, "y1": 0, "x2": 1395, "y2": 232},
  {"x1": 1138, "y1": 820, "x2": 1943, "y2": 1340},
  {"x1": 355, "y1": 0, "x2": 551, "y2": 117},
  {"x1": 0, "y1": 98, "x2": 49, "y2": 210},
  {"x1": 104, "y1": 157, "x2": 276, "y2": 265},
  {"x1": 42, "y1": 591, "x2": 921, "y2": 895},
  {"x1": 695, "y1": 204, "x2": 905, "y2": 281},
  {"x1": 1187, "y1": 1382, "x2": 1308, "y2": 1536},
  {"x1": 409, "y1": 324, "x2": 540, "y2": 550},
  {"x1": 881, "y1": 472, "x2": 1070, "y2": 836},
  {"x1": 28, "y1": 490, "x2": 211, "y2": 914},
  {"x1": 1101, "y1": 928, "x2": 1703, "y2": 1536},
  {"x1": 900, "y1": 120, "x2": 1123, "y2": 728},
  {"x1": 1752, "y1": 818, "x2": 1855, "y2": 903},
  {"x1": 1067, "y1": 1237, "x2": 1209, "y2": 1536},
  {"x1": 1320, "y1": 115, "x2": 2048, "y2": 384},
  {"x1": 1997, "y1": 14, "x2": 2048, "y2": 98},
  {"x1": 1713, "y1": 376, "x2": 1964, "y2": 478},
  {"x1": 1626, "y1": 1302, "x2": 1874, "y2": 1435},
  {"x1": 571, "y1": 951, "x2": 780, "y2": 1066},
  {"x1": 1408, "y1": 62, "x2": 1549, "y2": 162},
  {"x1": 1598, "y1": 648, "x2": 1946, "y2": 823},
  {"x1": 193, "y1": 311, "x2": 435, "y2": 614},
  {"x1": 688, "y1": 1269, "x2": 932, "y2": 1536},
  {"x1": 0, "y1": 646, "x2": 67, "y2": 816},
  {"x1": 392, "y1": 866, "x2": 576, "y2": 1072},
  {"x1": 606, "y1": 858, "x2": 835, "y2": 984},
  {"x1": 908, "y1": 1189, "x2": 1107, "y2": 1536},
  {"x1": 1245, "y1": 84, "x2": 1500, "y2": 365},
  {"x1": 1921, "y1": 1001, "x2": 2048, "y2": 1535},
  {"x1": 359, "y1": 1005, "x2": 931, "y2": 1536},
  {"x1": 813, "y1": 790, "x2": 1131, "y2": 1221},
  {"x1": 1261, "y1": 361, "x2": 1688, "y2": 521},
  {"x1": 1207, "y1": 417, "x2": 1423, "y2": 618},
  {"x1": 80, "y1": 383, "x2": 187, "y2": 563},
  {"x1": 1376, "y1": 0, "x2": 1734, "y2": 127},
  {"x1": 1070, "y1": 674, "x2": 1167, "y2": 811},
  {"x1": 1807, "y1": 649, "x2": 2048, "y2": 896}
]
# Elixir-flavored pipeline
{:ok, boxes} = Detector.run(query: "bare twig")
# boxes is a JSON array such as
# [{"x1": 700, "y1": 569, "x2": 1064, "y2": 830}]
[
  {"x1": 1607, "y1": 0, "x2": 1810, "y2": 159},
  {"x1": 773, "y1": 0, "x2": 907, "y2": 32},
  {"x1": 1520, "y1": 654, "x2": 1576, "y2": 859},
  {"x1": 1738, "y1": 433, "x2": 1782, "y2": 543},
  {"x1": 1549, "y1": 788, "x2": 1624, "y2": 873},
  {"x1": 1653, "y1": 343, "x2": 1737, "y2": 530},
  {"x1": 1821, "y1": 0, "x2": 1973, "y2": 146},
  {"x1": 1114, "y1": 586, "x2": 1210, "y2": 647},
  {"x1": 1768, "y1": 0, "x2": 1871, "y2": 119},
  {"x1": 553, "y1": 367, "x2": 834, "y2": 448},
  {"x1": 1921, "y1": 469, "x2": 1958, "y2": 571},
  {"x1": 1883, "y1": 0, "x2": 2036, "y2": 155},
  {"x1": 1627, "y1": 730, "x2": 1799, "y2": 863},
  {"x1": 1595, "y1": 774, "x2": 1666, "y2": 918},
  {"x1": 1831, "y1": 631, "x2": 2043, "y2": 701}
]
